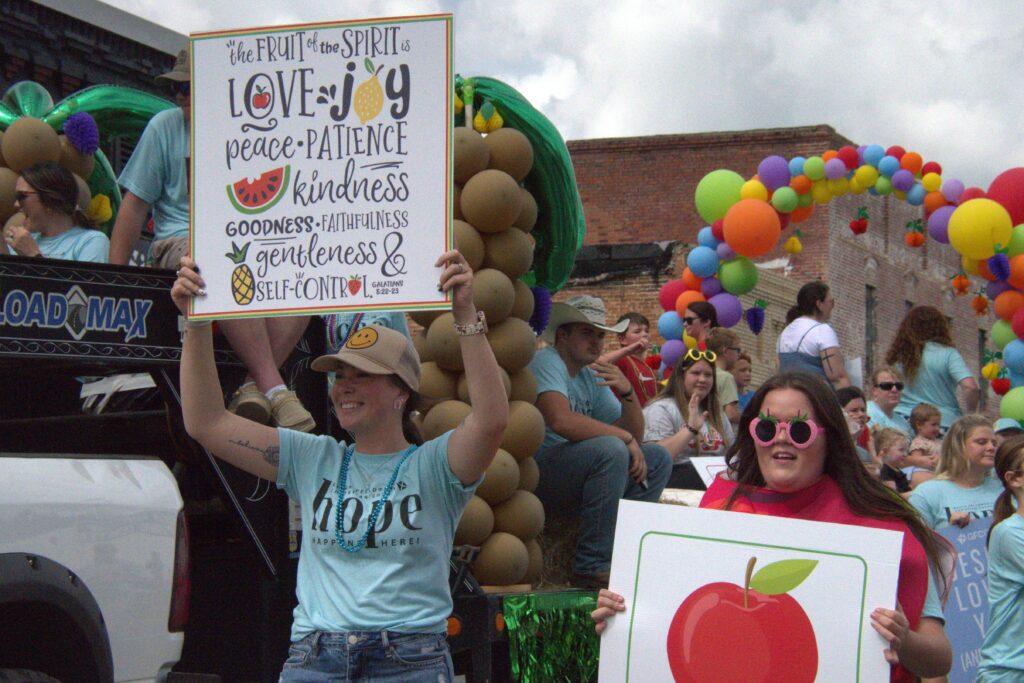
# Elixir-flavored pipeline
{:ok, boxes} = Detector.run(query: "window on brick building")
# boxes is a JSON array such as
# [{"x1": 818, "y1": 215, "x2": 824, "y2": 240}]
[
  {"x1": 979, "y1": 328, "x2": 988, "y2": 412},
  {"x1": 866, "y1": 285, "x2": 877, "y2": 380}
]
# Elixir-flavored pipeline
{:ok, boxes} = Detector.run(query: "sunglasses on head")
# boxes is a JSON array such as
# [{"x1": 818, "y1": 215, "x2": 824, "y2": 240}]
[
  {"x1": 684, "y1": 347, "x2": 717, "y2": 363},
  {"x1": 876, "y1": 381, "x2": 904, "y2": 391},
  {"x1": 749, "y1": 411, "x2": 824, "y2": 449},
  {"x1": 169, "y1": 81, "x2": 190, "y2": 96}
]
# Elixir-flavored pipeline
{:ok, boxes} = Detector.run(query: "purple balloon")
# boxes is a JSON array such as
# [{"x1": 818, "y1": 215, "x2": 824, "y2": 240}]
[
  {"x1": 927, "y1": 205, "x2": 956, "y2": 244},
  {"x1": 824, "y1": 158, "x2": 847, "y2": 180},
  {"x1": 891, "y1": 169, "x2": 915, "y2": 192},
  {"x1": 661, "y1": 339, "x2": 687, "y2": 368},
  {"x1": 757, "y1": 155, "x2": 791, "y2": 191},
  {"x1": 709, "y1": 292, "x2": 743, "y2": 328},
  {"x1": 701, "y1": 277, "x2": 723, "y2": 298},
  {"x1": 941, "y1": 178, "x2": 965, "y2": 203},
  {"x1": 857, "y1": 145, "x2": 868, "y2": 164},
  {"x1": 988, "y1": 279, "x2": 1014, "y2": 299},
  {"x1": 716, "y1": 242, "x2": 735, "y2": 260}
]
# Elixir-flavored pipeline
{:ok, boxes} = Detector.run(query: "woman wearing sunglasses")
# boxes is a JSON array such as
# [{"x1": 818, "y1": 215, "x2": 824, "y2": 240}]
[
  {"x1": 642, "y1": 346, "x2": 734, "y2": 488},
  {"x1": 593, "y1": 372, "x2": 954, "y2": 681},
  {"x1": 867, "y1": 367, "x2": 911, "y2": 435},
  {"x1": 4, "y1": 161, "x2": 108, "y2": 262}
]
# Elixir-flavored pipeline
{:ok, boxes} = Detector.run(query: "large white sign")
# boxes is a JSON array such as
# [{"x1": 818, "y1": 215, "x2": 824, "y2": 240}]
[
  {"x1": 599, "y1": 501, "x2": 903, "y2": 682},
  {"x1": 189, "y1": 15, "x2": 452, "y2": 320}
]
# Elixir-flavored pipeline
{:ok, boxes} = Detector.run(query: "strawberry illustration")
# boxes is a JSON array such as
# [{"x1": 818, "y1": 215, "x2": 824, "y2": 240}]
[
  {"x1": 849, "y1": 207, "x2": 869, "y2": 235},
  {"x1": 347, "y1": 275, "x2": 362, "y2": 296},
  {"x1": 252, "y1": 86, "x2": 271, "y2": 109}
]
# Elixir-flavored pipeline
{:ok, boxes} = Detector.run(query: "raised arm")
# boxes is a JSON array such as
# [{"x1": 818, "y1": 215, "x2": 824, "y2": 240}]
[
  {"x1": 173, "y1": 257, "x2": 280, "y2": 480},
  {"x1": 109, "y1": 192, "x2": 150, "y2": 265},
  {"x1": 440, "y1": 250, "x2": 509, "y2": 485}
]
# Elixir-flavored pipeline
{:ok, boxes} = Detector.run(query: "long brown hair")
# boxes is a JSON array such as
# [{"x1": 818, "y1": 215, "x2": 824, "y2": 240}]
[
  {"x1": 885, "y1": 306, "x2": 954, "y2": 381},
  {"x1": 20, "y1": 161, "x2": 95, "y2": 229},
  {"x1": 387, "y1": 376, "x2": 424, "y2": 446},
  {"x1": 786, "y1": 281, "x2": 829, "y2": 324},
  {"x1": 988, "y1": 434, "x2": 1024, "y2": 545},
  {"x1": 723, "y1": 371, "x2": 947, "y2": 583},
  {"x1": 936, "y1": 414, "x2": 992, "y2": 481},
  {"x1": 655, "y1": 352, "x2": 724, "y2": 436}
]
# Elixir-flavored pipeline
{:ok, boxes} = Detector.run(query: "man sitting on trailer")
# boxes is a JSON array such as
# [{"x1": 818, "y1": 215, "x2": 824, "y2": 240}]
[{"x1": 528, "y1": 296, "x2": 671, "y2": 589}]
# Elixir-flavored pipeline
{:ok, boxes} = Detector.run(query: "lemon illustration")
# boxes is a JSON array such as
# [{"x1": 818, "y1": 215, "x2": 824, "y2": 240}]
[
  {"x1": 473, "y1": 110, "x2": 488, "y2": 133},
  {"x1": 354, "y1": 58, "x2": 385, "y2": 124},
  {"x1": 454, "y1": 91, "x2": 464, "y2": 114},
  {"x1": 486, "y1": 110, "x2": 504, "y2": 132}
]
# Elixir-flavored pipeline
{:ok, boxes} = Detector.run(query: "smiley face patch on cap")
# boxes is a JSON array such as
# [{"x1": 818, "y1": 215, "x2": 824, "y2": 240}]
[{"x1": 345, "y1": 327, "x2": 379, "y2": 349}]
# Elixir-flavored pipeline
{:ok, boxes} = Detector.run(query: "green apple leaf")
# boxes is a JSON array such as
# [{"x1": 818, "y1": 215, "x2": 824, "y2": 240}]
[{"x1": 749, "y1": 559, "x2": 817, "y2": 595}]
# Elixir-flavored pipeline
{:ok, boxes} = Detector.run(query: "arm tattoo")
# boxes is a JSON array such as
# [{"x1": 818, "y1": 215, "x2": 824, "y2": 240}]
[{"x1": 229, "y1": 438, "x2": 280, "y2": 465}]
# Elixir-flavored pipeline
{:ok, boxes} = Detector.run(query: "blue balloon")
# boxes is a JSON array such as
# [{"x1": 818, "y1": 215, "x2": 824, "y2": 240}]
[
  {"x1": 788, "y1": 157, "x2": 806, "y2": 177},
  {"x1": 1012, "y1": 371, "x2": 1024, "y2": 389},
  {"x1": 877, "y1": 155, "x2": 900, "y2": 178},
  {"x1": 687, "y1": 246, "x2": 720, "y2": 278},
  {"x1": 658, "y1": 311, "x2": 685, "y2": 341},
  {"x1": 906, "y1": 183, "x2": 927, "y2": 206},
  {"x1": 1005, "y1": 340, "x2": 1024, "y2": 374},
  {"x1": 863, "y1": 144, "x2": 885, "y2": 167},
  {"x1": 697, "y1": 226, "x2": 718, "y2": 248}
]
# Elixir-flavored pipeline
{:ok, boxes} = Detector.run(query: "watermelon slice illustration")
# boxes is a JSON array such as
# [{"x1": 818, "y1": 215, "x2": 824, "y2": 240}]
[{"x1": 226, "y1": 165, "x2": 291, "y2": 214}]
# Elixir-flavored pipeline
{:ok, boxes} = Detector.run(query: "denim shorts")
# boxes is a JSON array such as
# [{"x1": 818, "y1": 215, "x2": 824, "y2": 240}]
[{"x1": 279, "y1": 630, "x2": 454, "y2": 682}]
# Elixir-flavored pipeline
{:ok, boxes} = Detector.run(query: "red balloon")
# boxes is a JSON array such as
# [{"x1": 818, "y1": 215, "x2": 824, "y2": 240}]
[
  {"x1": 837, "y1": 146, "x2": 859, "y2": 170},
  {"x1": 960, "y1": 187, "x2": 986, "y2": 202},
  {"x1": 886, "y1": 145, "x2": 906, "y2": 159},
  {"x1": 776, "y1": 210, "x2": 791, "y2": 230},
  {"x1": 988, "y1": 168, "x2": 1024, "y2": 226},
  {"x1": 711, "y1": 219, "x2": 725, "y2": 241},
  {"x1": 658, "y1": 279, "x2": 688, "y2": 312},
  {"x1": 921, "y1": 161, "x2": 942, "y2": 176},
  {"x1": 1012, "y1": 306, "x2": 1024, "y2": 339}
]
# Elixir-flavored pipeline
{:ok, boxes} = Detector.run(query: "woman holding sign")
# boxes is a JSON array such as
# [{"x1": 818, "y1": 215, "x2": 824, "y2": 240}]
[
  {"x1": 173, "y1": 250, "x2": 506, "y2": 681},
  {"x1": 593, "y1": 372, "x2": 953, "y2": 681}
]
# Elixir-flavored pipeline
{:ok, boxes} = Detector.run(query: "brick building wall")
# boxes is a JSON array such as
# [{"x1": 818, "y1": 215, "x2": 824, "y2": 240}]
[{"x1": 559, "y1": 126, "x2": 995, "y2": 407}]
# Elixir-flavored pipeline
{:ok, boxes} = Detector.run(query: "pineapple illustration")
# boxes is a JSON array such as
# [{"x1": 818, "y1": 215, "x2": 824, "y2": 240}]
[
  {"x1": 225, "y1": 241, "x2": 255, "y2": 305},
  {"x1": 353, "y1": 58, "x2": 384, "y2": 124}
]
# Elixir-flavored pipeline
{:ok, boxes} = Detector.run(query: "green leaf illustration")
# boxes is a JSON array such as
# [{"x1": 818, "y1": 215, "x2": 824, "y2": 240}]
[
  {"x1": 749, "y1": 559, "x2": 817, "y2": 595},
  {"x1": 364, "y1": 57, "x2": 375, "y2": 74},
  {"x1": 480, "y1": 100, "x2": 495, "y2": 120}
]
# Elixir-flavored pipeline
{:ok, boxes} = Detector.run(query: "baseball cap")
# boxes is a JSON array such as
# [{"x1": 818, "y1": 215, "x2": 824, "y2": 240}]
[
  {"x1": 994, "y1": 417, "x2": 1023, "y2": 434},
  {"x1": 311, "y1": 325, "x2": 420, "y2": 392}
]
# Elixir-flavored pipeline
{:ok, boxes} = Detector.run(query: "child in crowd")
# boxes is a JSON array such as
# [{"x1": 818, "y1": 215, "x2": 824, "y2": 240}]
[
  {"x1": 978, "y1": 435, "x2": 1024, "y2": 681},
  {"x1": 907, "y1": 403, "x2": 942, "y2": 487},
  {"x1": 908, "y1": 414, "x2": 1002, "y2": 530},
  {"x1": 993, "y1": 417, "x2": 1024, "y2": 448},
  {"x1": 731, "y1": 352, "x2": 754, "y2": 410},
  {"x1": 875, "y1": 428, "x2": 912, "y2": 495}
]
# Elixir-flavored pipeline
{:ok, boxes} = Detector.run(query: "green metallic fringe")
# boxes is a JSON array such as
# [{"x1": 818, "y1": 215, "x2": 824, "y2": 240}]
[{"x1": 503, "y1": 591, "x2": 600, "y2": 682}]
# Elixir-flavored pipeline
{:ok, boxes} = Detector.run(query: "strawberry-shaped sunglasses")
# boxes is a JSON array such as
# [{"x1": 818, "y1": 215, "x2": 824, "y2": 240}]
[{"x1": 748, "y1": 411, "x2": 824, "y2": 449}]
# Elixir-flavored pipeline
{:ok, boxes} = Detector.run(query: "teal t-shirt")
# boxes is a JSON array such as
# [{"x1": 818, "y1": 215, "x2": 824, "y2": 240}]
[
  {"x1": 117, "y1": 107, "x2": 189, "y2": 241},
  {"x1": 866, "y1": 400, "x2": 910, "y2": 435},
  {"x1": 908, "y1": 477, "x2": 1003, "y2": 530},
  {"x1": 894, "y1": 342, "x2": 973, "y2": 429},
  {"x1": 275, "y1": 428, "x2": 478, "y2": 639},
  {"x1": 30, "y1": 227, "x2": 108, "y2": 263},
  {"x1": 529, "y1": 346, "x2": 622, "y2": 449},
  {"x1": 979, "y1": 514, "x2": 1024, "y2": 680}
]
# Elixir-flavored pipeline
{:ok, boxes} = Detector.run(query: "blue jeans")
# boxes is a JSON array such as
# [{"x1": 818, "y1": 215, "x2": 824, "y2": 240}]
[
  {"x1": 278, "y1": 631, "x2": 454, "y2": 682},
  {"x1": 534, "y1": 436, "x2": 671, "y2": 575}
]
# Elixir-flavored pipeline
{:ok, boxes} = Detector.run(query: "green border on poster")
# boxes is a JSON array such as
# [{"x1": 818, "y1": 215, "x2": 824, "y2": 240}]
[
  {"x1": 624, "y1": 531, "x2": 870, "y2": 682},
  {"x1": 186, "y1": 14, "x2": 454, "y2": 321}
]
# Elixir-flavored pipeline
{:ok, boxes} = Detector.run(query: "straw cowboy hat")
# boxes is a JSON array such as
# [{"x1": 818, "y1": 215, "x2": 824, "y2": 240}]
[{"x1": 541, "y1": 295, "x2": 629, "y2": 344}]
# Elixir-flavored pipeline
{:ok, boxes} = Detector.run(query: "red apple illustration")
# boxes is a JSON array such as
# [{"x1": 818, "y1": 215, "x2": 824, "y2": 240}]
[
  {"x1": 666, "y1": 556, "x2": 818, "y2": 682},
  {"x1": 252, "y1": 86, "x2": 271, "y2": 109}
]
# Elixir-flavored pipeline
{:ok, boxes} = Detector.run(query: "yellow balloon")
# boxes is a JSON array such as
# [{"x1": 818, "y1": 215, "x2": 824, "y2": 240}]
[
  {"x1": 962, "y1": 254, "x2": 979, "y2": 275},
  {"x1": 741, "y1": 179, "x2": 769, "y2": 201},
  {"x1": 893, "y1": 190, "x2": 907, "y2": 200},
  {"x1": 849, "y1": 177, "x2": 865, "y2": 194},
  {"x1": 828, "y1": 177, "x2": 849, "y2": 196},
  {"x1": 922, "y1": 172, "x2": 942, "y2": 192},
  {"x1": 811, "y1": 180, "x2": 832, "y2": 205},
  {"x1": 683, "y1": 333, "x2": 697, "y2": 349},
  {"x1": 948, "y1": 198, "x2": 1013, "y2": 260},
  {"x1": 854, "y1": 165, "x2": 879, "y2": 187}
]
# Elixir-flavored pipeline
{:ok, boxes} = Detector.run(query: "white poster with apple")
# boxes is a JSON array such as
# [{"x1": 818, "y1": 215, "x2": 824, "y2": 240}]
[
  {"x1": 598, "y1": 501, "x2": 903, "y2": 682},
  {"x1": 692, "y1": 456, "x2": 727, "y2": 489}
]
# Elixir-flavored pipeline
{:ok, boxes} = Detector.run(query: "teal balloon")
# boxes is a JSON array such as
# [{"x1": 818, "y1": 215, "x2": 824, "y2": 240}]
[
  {"x1": 992, "y1": 319, "x2": 1016, "y2": 350},
  {"x1": 1000, "y1": 386, "x2": 1024, "y2": 420},
  {"x1": 718, "y1": 257, "x2": 758, "y2": 295},
  {"x1": 1006, "y1": 225, "x2": 1024, "y2": 257},
  {"x1": 771, "y1": 186, "x2": 799, "y2": 213},
  {"x1": 695, "y1": 169, "x2": 745, "y2": 223}
]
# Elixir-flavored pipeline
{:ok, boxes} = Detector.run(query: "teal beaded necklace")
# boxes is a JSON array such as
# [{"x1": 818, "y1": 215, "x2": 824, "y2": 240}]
[{"x1": 334, "y1": 443, "x2": 416, "y2": 553}]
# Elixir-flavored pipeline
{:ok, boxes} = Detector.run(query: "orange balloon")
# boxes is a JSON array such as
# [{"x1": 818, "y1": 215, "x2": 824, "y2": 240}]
[
  {"x1": 977, "y1": 259, "x2": 998, "y2": 282},
  {"x1": 790, "y1": 175, "x2": 812, "y2": 194},
  {"x1": 723, "y1": 199, "x2": 782, "y2": 258},
  {"x1": 900, "y1": 152, "x2": 923, "y2": 175},
  {"x1": 1009, "y1": 255, "x2": 1024, "y2": 289},
  {"x1": 923, "y1": 191, "x2": 947, "y2": 215},
  {"x1": 789, "y1": 204, "x2": 814, "y2": 224},
  {"x1": 674, "y1": 289, "x2": 707, "y2": 317},
  {"x1": 995, "y1": 290, "x2": 1024, "y2": 321},
  {"x1": 681, "y1": 267, "x2": 702, "y2": 291},
  {"x1": 822, "y1": 150, "x2": 839, "y2": 162}
]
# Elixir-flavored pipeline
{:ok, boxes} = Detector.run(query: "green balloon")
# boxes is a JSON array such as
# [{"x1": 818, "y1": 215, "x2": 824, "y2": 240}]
[
  {"x1": 803, "y1": 156, "x2": 825, "y2": 181},
  {"x1": 1005, "y1": 224, "x2": 1024, "y2": 257},
  {"x1": 719, "y1": 257, "x2": 758, "y2": 295},
  {"x1": 2, "y1": 81, "x2": 53, "y2": 119},
  {"x1": 992, "y1": 319, "x2": 1017, "y2": 351},
  {"x1": 874, "y1": 176, "x2": 893, "y2": 195},
  {"x1": 1000, "y1": 386, "x2": 1024, "y2": 420},
  {"x1": 695, "y1": 169, "x2": 745, "y2": 223},
  {"x1": 797, "y1": 191, "x2": 813, "y2": 207},
  {"x1": 771, "y1": 186, "x2": 799, "y2": 213}
]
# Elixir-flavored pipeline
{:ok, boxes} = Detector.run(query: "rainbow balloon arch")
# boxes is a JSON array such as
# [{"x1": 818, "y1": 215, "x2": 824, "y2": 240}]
[{"x1": 656, "y1": 144, "x2": 1024, "y2": 422}]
